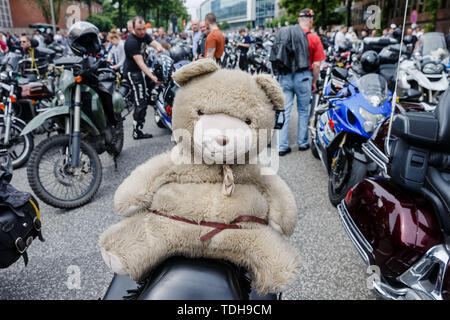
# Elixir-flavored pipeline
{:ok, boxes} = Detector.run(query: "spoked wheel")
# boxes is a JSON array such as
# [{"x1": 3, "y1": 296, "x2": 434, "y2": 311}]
[
  {"x1": 328, "y1": 148, "x2": 367, "y2": 207},
  {"x1": 0, "y1": 118, "x2": 34, "y2": 169},
  {"x1": 27, "y1": 135, "x2": 102, "y2": 209}
]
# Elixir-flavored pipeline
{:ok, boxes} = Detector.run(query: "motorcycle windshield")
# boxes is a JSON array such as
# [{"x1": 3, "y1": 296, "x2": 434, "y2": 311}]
[
  {"x1": 419, "y1": 32, "x2": 448, "y2": 59},
  {"x1": 358, "y1": 73, "x2": 388, "y2": 107},
  {"x1": 1, "y1": 52, "x2": 21, "y2": 71}
]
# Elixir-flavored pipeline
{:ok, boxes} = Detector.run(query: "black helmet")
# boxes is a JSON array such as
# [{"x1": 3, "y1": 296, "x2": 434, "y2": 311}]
[
  {"x1": 153, "y1": 54, "x2": 174, "y2": 84},
  {"x1": 360, "y1": 50, "x2": 380, "y2": 73},
  {"x1": 67, "y1": 21, "x2": 101, "y2": 56},
  {"x1": 393, "y1": 28, "x2": 402, "y2": 41},
  {"x1": 169, "y1": 45, "x2": 188, "y2": 63}
]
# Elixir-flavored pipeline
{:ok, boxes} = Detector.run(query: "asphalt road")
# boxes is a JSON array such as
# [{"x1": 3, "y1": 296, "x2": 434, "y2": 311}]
[{"x1": 0, "y1": 106, "x2": 377, "y2": 300}]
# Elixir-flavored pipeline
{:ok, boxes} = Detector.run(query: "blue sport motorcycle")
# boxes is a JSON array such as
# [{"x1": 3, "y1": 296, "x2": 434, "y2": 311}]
[{"x1": 310, "y1": 68, "x2": 392, "y2": 206}]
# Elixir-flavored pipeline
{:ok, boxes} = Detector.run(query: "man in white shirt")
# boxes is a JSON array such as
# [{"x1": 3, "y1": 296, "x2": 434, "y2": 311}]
[{"x1": 334, "y1": 26, "x2": 347, "y2": 51}]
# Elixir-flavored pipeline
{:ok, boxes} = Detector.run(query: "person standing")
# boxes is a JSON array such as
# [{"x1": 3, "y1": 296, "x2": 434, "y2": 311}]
[
  {"x1": 334, "y1": 26, "x2": 347, "y2": 51},
  {"x1": 191, "y1": 19, "x2": 202, "y2": 60},
  {"x1": 123, "y1": 16, "x2": 164, "y2": 140},
  {"x1": 277, "y1": 8, "x2": 325, "y2": 156},
  {"x1": 237, "y1": 28, "x2": 251, "y2": 71},
  {"x1": 197, "y1": 20, "x2": 209, "y2": 59},
  {"x1": 107, "y1": 30, "x2": 126, "y2": 72},
  {"x1": 204, "y1": 13, "x2": 225, "y2": 63}
]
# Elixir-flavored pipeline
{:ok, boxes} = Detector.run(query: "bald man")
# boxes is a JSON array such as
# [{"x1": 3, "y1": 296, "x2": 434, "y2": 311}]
[{"x1": 191, "y1": 19, "x2": 202, "y2": 59}]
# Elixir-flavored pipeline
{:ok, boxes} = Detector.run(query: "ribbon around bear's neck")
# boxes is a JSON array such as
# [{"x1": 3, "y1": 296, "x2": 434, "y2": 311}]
[{"x1": 222, "y1": 164, "x2": 235, "y2": 197}]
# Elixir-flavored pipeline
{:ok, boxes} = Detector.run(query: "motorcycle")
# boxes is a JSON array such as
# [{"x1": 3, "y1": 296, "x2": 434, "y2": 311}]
[
  {"x1": 150, "y1": 54, "x2": 190, "y2": 131},
  {"x1": 20, "y1": 55, "x2": 125, "y2": 209},
  {"x1": 0, "y1": 70, "x2": 35, "y2": 169},
  {"x1": 337, "y1": 87, "x2": 450, "y2": 300},
  {"x1": 398, "y1": 32, "x2": 449, "y2": 110},
  {"x1": 310, "y1": 64, "x2": 393, "y2": 206}
]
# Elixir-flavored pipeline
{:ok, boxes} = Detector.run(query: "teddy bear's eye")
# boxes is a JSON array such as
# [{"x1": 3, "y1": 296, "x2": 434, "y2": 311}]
[
  {"x1": 197, "y1": 110, "x2": 204, "y2": 116},
  {"x1": 245, "y1": 118, "x2": 252, "y2": 125}
]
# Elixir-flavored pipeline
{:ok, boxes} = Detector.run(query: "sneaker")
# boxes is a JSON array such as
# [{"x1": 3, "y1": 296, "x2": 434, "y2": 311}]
[
  {"x1": 298, "y1": 145, "x2": 310, "y2": 151},
  {"x1": 279, "y1": 147, "x2": 292, "y2": 157},
  {"x1": 133, "y1": 121, "x2": 153, "y2": 140}
]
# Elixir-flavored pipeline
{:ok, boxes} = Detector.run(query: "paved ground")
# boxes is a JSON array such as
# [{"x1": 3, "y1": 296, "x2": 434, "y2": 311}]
[{"x1": 0, "y1": 107, "x2": 377, "y2": 300}]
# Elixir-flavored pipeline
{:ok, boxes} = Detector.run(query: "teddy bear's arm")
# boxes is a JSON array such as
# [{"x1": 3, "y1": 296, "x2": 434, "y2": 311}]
[
  {"x1": 114, "y1": 151, "x2": 174, "y2": 216},
  {"x1": 259, "y1": 173, "x2": 298, "y2": 236}
]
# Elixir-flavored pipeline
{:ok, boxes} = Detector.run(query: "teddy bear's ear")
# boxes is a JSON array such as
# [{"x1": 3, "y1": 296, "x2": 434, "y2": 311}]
[
  {"x1": 172, "y1": 58, "x2": 220, "y2": 86},
  {"x1": 254, "y1": 74, "x2": 285, "y2": 111}
]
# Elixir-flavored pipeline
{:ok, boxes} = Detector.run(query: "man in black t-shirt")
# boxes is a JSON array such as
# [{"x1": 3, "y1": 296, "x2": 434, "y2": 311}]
[
  {"x1": 237, "y1": 28, "x2": 251, "y2": 71},
  {"x1": 124, "y1": 16, "x2": 164, "y2": 140}
]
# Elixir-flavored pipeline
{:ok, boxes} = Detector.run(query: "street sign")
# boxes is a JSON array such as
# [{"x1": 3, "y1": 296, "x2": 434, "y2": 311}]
[{"x1": 410, "y1": 10, "x2": 418, "y2": 24}]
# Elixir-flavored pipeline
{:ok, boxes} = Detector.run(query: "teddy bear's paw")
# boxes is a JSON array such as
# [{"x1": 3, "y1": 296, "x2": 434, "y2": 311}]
[
  {"x1": 118, "y1": 205, "x2": 141, "y2": 217},
  {"x1": 101, "y1": 248, "x2": 128, "y2": 275},
  {"x1": 269, "y1": 220, "x2": 283, "y2": 235}
]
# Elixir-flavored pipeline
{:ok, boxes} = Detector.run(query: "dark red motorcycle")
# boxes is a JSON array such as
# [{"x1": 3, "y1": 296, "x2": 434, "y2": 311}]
[{"x1": 338, "y1": 87, "x2": 450, "y2": 300}]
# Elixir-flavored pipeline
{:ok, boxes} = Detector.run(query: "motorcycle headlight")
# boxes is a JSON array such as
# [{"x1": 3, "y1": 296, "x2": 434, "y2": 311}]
[
  {"x1": 367, "y1": 95, "x2": 382, "y2": 107},
  {"x1": 359, "y1": 107, "x2": 384, "y2": 133},
  {"x1": 422, "y1": 63, "x2": 440, "y2": 74}
]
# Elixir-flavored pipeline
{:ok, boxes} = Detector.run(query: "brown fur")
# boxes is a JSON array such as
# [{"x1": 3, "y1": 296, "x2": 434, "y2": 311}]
[{"x1": 99, "y1": 59, "x2": 300, "y2": 295}]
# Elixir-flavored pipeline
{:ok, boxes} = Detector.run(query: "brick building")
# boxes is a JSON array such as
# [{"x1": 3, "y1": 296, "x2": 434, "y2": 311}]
[
  {"x1": 0, "y1": 0, "x2": 102, "y2": 29},
  {"x1": 351, "y1": 0, "x2": 450, "y2": 33}
]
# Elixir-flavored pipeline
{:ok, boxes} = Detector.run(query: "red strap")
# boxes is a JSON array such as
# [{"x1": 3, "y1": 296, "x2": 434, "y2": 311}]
[{"x1": 152, "y1": 210, "x2": 267, "y2": 242}]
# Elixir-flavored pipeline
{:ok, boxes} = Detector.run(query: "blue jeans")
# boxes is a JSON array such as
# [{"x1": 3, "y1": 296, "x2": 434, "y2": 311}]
[{"x1": 278, "y1": 71, "x2": 312, "y2": 151}]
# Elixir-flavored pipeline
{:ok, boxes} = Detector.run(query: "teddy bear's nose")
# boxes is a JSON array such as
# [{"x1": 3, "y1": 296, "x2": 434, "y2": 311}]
[{"x1": 216, "y1": 135, "x2": 229, "y2": 146}]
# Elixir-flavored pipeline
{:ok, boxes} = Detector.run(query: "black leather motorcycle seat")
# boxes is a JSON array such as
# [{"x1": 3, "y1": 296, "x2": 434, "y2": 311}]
[
  {"x1": 103, "y1": 256, "x2": 277, "y2": 300},
  {"x1": 426, "y1": 167, "x2": 450, "y2": 215},
  {"x1": 53, "y1": 56, "x2": 83, "y2": 66}
]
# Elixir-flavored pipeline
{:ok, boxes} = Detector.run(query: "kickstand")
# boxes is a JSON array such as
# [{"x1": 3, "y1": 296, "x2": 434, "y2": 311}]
[{"x1": 114, "y1": 156, "x2": 118, "y2": 172}]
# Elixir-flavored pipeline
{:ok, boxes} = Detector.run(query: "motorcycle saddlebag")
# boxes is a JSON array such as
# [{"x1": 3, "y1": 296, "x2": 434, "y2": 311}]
[
  {"x1": 20, "y1": 82, "x2": 52, "y2": 99},
  {"x1": 0, "y1": 187, "x2": 44, "y2": 269}
]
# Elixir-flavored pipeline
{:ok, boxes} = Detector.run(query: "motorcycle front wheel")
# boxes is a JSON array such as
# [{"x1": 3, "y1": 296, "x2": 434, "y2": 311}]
[
  {"x1": 328, "y1": 152, "x2": 366, "y2": 207},
  {"x1": 0, "y1": 118, "x2": 34, "y2": 169},
  {"x1": 27, "y1": 135, "x2": 102, "y2": 209}
]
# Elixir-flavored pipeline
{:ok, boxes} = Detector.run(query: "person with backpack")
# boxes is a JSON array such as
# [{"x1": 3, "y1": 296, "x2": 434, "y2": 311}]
[{"x1": 270, "y1": 8, "x2": 325, "y2": 156}]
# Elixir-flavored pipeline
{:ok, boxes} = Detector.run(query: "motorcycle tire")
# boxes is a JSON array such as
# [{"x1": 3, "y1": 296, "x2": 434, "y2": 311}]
[
  {"x1": 328, "y1": 156, "x2": 367, "y2": 207},
  {"x1": 310, "y1": 140, "x2": 320, "y2": 159},
  {"x1": 154, "y1": 112, "x2": 166, "y2": 129},
  {"x1": 27, "y1": 134, "x2": 102, "y2": 209},
  {"x1": 0, "y1": 118, "x2": 34, "y2": 169}
]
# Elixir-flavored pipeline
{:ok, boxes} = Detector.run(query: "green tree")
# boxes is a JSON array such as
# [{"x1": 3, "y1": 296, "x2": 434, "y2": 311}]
[
  {"x1": 86, "y1": 14, "x2": 113, "y2": 31},
  {"x1": 278, "y1": 0, "x2": 344, "y2": 29},
  {"x1": 425, "y1": 0, "x2": 442, "y2": 32}
]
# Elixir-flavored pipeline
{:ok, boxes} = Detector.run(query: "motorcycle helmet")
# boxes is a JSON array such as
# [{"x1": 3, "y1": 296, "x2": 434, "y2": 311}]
[
  {"x1": 392, "y1": 28, "x2": 402, "y2": 42},
  {"x1": 360, "y1": 50, "x2": 380, "y2": 73},
  {"x1": 169, "y1": 45, "x2": 186, "y2": 63},
  {"x1": 153, "y1": 54, "x2": 174, "y2": 84},
  {"x1": 67, "y1": 21, "x2": 101, "y2": 56}
]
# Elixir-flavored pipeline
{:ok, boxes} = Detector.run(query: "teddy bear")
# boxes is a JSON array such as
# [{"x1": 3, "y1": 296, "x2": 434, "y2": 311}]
[{"x1": 99, "y1": 59, "x2": 300, "y2": 295}]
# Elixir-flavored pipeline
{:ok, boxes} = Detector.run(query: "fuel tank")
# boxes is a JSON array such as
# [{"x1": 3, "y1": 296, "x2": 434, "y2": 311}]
[{"x1": 345, "y1": 178, "x2": 444, "y2": 279}]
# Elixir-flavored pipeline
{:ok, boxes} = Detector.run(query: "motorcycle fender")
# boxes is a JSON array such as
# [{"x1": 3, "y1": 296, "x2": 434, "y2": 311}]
[
  {"x1": 20, "y1": 106, "x2": 100, "y2": 136},
  {"x1": 344, "y1": 178, "x2": 444, "y2": 278},
  {"x1": 352, "y1": 148, "x2": 369, "y2": 163}
]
